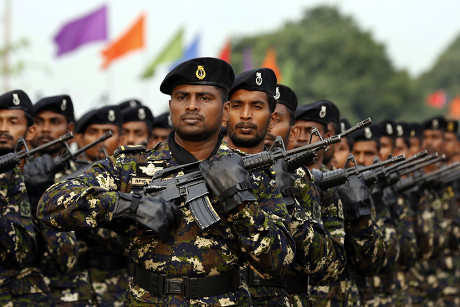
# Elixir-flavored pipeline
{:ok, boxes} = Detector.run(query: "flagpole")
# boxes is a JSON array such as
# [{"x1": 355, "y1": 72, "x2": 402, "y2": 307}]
[{"x1": 3, "y1": 0, "x2": 11, "y2": 92}]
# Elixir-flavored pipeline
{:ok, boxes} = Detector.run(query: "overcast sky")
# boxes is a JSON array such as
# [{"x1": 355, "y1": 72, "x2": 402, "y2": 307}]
[{"x1": 5, "y1": 0, "x2": 460, "y2": 118}]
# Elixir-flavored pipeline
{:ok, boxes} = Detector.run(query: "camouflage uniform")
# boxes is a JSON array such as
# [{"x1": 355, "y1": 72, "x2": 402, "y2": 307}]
[
  {"x1": 0, "y1": 167, "x2": 49, "y2": 304},
  {"x1": 288, "y1": 166, "x2": 347, "y2": 307},
  {"x1": 38, "y1": 138, "x2": 295, "y2": 306}
]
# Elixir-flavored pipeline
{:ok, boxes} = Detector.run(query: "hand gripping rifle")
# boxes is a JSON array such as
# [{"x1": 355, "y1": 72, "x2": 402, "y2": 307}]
[
  {"x1": 0, "y1": 132, "x2": 74, "y2": 173},
  {"x1": 143, "y1": 118, "x2": 372, "y2": 231}
]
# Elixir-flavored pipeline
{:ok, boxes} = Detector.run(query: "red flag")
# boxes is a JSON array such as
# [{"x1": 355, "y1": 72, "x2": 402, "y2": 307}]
[
  {"x1": 426, "y1": 90, "x2": 447, "y2": 109},
  {"x1": 261, "y1": 48, "x2": 282, "y2": 82},
  {"x1": 218, "y1": 39, "x2": 231, "y2": 63},
  {"x1": 449, "y1": 96, "x2": 460, "y2": 119},
  {"x1": 101, "y1": 14, "x2": 145, "y2": 69}
]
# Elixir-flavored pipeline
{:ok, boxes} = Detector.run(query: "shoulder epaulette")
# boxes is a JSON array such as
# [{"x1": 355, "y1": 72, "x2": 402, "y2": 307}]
[{"x1": 114, "y1": 145, "x2": 146, "y2": 156}]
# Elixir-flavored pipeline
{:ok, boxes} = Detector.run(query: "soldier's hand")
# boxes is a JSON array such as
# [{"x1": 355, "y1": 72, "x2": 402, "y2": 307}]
[
  {"x1": 272, "y1": 151, "x2": 297, "y2": 208},
  {"x1": 113, "y1": 192, "x2": 181, "y2": 243},
  {"x1": 336, "y1": 175, "x2": 372, "y2": 221},
  {"x1": 24, "y1": 154, "x2": 56, "y2": 193},
  {"x1": 200, "y1": 154, "x2": 257, "y2": 214}
]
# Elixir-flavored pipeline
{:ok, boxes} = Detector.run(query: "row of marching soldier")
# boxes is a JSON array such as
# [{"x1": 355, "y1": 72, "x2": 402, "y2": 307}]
[{"x1": 0, "y1": 57, "x2": 458, "y2": 306}]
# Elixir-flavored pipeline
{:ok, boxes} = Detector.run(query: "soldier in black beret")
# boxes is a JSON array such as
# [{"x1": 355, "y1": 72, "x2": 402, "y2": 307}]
[
  {"x1": 421, "y1": 115, "x2": 447, "y2": 157},
  {"x1": 75, "y1": 105, "x2": 121, "y2": 162},
  {"x1": 332, "y1": 118, "x2": 354, "y2": 169},
  {"x1": 394, "y1": 122, "x2": 411, "y2": 157},
  {"x1": 375, "y1": 119, "x2": 396, "y2": 161},
  {"x1": 151, "y1": 112, "x2": 172, "y2": 146},
  {"x1": 118, "y1": 99, "x2": 143, "y2": 110},
  {"x1": 0, "y1": 89, "x2": 34, "y2": 155},
  {"x1": 264, "y1": 84, "x2": 298, "y2": 148},
  {"x1": 30, "y1": 95, "x2": 75, "y2": 157},
  {"x1": 225, "y1": 68, "x2": 277, "y2": 154},
  {"x1": 444, "y1": 119, "x2": 459, "y2": 164},
  {"x1": 350, "y1": 123, "x2": 382, "y2": 166},
  {"x1": 120, "y1": 105, "x2": 154, "y2": 147},
  {"x1": 407, "y1": 122, "x2": 423, "y2": 157}
]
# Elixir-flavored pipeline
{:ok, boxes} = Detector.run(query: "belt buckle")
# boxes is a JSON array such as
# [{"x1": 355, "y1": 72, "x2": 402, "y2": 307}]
[{"x1": 165, "y1": 278, "x2": 184, "y2": 296}]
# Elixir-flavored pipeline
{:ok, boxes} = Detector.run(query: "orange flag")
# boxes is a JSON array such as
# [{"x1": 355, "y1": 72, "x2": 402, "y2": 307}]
[
  {"x1": 449, "y1": 95, "x2": 460, "y2": 119},
  {"x1": 218, "y1": 39, "x2": 231, "y2": 63},
  {"x1": 261, "y1": 48, "x2": 282, "y2": 82},
  {"x1": 101, "y1": 14, "x2": 145, "y2": 69}
]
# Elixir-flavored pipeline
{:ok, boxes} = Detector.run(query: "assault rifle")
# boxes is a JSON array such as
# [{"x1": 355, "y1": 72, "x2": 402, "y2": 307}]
[
  {"x1": 396, "y1": 161, "x2": 460, "y2": 193},
  {"x1": 311, "y1": 154, "x2": 405, "y2": 190},
  {"x1": 144, "y1": 118, "x2": 372, "y2": 231},
  {"x1": 0, "y1": 132, "x2": 74, "y2": 173}
]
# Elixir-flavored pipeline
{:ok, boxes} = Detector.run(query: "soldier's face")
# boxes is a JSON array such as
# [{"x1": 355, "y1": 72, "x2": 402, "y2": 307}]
[
  {"x1": 332, "y1": 137, "x2": 351, "y2": 169},
  {"x1": 120, "y1": 121, "x2": 150, "y2": 146},
  {"x1": 408, "y1": 137, "x2": 421, "y2": 157},
  {"x1": 151, "y1": 127, "x2": 172, "y2": 146},
  {"x1": 226, "y1": 89, "x2": 273, "y2": 151},
  {"x1": 444, "y1": 132, "x2": 458, "y2": 160},
  {"x1": 30, "y1": 111, "x2": 73, "y2": 155},
  {"x1": 422, "y1": 129, "x2": 444, "y2": 154},
  {"x1": 265, "y1": 103, "x2": 292, "y2": 148},
  {"x1": 352, "y1": 140, "x2": 379, "y2": 166},
  {"x1": 169, "y1": 84, "x2": 226, "y2": 142},
  {"x1": 379, "y1": 136, "x2": 394, "y2": 160},
  {"x1": 0, "y1": 109, "x2": 29, "y2": 155},
  {"x1": 289, "y1": 120, "x2": 325, "y2": 150},
  {"x1": 79, "y1": 124, "x2": 120, "y2": 161},
  {"x1": 394, "y1": 137, "x2": 409, "y2": 158}
]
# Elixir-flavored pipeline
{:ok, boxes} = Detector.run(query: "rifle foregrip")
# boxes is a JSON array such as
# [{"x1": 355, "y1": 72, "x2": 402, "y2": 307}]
[
  {"x1": 243, "y1": 152, "x2": 273, "y2": 171},
  {"x1": 286, "y1": 151, "x2": 318, "y2": 172},
  {"x1": 189, "y1": 196, "x2": 221, "y2": 231},
  {"x1": 0, "y1": 153, "x2": 20, "y2": 173},
  {"x1": 318, "y1": 169, "x2": 348, "y2": 190}
]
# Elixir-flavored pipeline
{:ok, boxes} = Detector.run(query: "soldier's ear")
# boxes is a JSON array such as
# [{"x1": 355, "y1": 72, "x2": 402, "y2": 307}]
[
  {"x1": 288, "y1": 126, "x2": 300, "y2": 144},
  {"x1": 67, "y1": 122, "x2": 75, "y2": 134},
  {"x1": 223, "y1": 101, "x2": 230, "y2": 122},
  {"x1": 25, "y1": 125, "x2": 36, "y2": 142},
  {"x1": 268, "y1": 111, "x2": 278, "y2": 131}
]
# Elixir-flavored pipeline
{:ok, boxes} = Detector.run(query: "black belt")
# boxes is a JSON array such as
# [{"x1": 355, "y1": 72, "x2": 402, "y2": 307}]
[
  {"x1": 241, "y1": 267, "x2": 286, "y2": 288},
  {"x1": 285, "y1": 274, "x2": 310, "y2": 294},
  {"x1": 134, "y1": 264, "x2": 240, "y2": 299}
]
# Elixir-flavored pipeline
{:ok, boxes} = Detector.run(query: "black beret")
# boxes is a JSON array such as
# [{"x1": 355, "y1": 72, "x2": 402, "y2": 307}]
[
  {"x1": 160, "y1": 57, "x2": 235, "y2": 95},
  {"x1": 152, "y1": 112, "x2": 172, "y2": 129},
  {"x1": 408, "y1": 122, "x2": 423, "y2": 138},
  {"x1": 395, "y1": 122, "x2": 411, "y2": 138},
  {"x1": 445, "y1": 119, "x2": 459, "y2": 134},
  {"x1": 274, "y1": 84, "x2": 297, "y2": 113},
  {"x1": 119, "y1": 99, "x2": 143, "y2": 110},
  {"x1": 75, "y1": 105, "x2": 122, "y2": 134},
  {"x1": 121, "y1": 105, "x2": 154, "y2": 126},
  {"x1": 376, "y1": 119, "x2": 396, "y2": 138},
  {"x1": 34, "y1": 95, "x2": 75, "y2": 122},
  {"x1": 422, "y1": 116, "x2": 447, "y2": 131},
  {"x1": 340, "y1": 118, "x2": 351, "y2": 134},
  {"x1": 0, "y1": 89, "x2": 34, "y2": 118},
  {"x1": 295, "y1": 100, "x2": 339, "y2": 127},
  {"x1": 350, "y1": 123, "x2": 382, "y2": 143},
  {"x1": 229, "y1": 68, "x2": 277, "y2": 97}
]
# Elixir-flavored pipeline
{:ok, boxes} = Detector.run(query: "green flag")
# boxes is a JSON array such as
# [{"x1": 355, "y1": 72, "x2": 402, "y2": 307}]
[{"x1": 141, "y1": 28, "x2": 184, "y2": 79}]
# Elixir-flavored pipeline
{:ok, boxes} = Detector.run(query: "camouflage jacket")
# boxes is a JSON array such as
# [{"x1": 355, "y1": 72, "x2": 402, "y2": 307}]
[{"x1": 38, "y1": 139, "x2": 295, "y2": 306}]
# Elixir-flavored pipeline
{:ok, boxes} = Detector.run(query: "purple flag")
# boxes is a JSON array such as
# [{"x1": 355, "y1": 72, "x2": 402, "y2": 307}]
[
  {"x1": 54, "y1": 5, "x2": 108, "y2": 57},
  {"x1": 243, "y1": 46, "x2": 253, "y2": 71}
]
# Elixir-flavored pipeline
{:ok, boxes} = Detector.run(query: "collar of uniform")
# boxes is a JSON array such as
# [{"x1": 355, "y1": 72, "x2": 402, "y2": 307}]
[{"x1": 167, "y1": 131, "x2": 224, "y2": 165}]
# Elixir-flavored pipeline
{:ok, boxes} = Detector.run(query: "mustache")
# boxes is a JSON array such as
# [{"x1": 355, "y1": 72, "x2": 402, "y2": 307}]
[
  {"x1": 0, "y1": 132, "x2": 13, "y2": 141},
  {"x1": 235, "y1": 122, "x2": 257, "y2": 129},
  {"x1": 180, "y1": 112, "x2": 204, "y2": 121}
]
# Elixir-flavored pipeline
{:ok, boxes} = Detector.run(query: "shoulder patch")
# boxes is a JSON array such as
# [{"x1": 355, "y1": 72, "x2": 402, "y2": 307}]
[{"x1": 114, "y1": 145, "x2": 146, "y2": 156}]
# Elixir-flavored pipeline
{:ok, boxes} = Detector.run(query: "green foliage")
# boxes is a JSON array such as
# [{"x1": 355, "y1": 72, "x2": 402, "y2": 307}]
[{"x1": 231, "y1": 5, "x2": 423, "y2": 123}]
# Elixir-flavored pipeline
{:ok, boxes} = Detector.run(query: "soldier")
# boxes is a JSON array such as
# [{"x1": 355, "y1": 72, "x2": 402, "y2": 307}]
[
  {"x1": 120, "y1": 104, "x2": 155, "y2": 147},
  {"x1": 394, "y1": 122, "x2": 411, "y2": 157},
  {"x1": 151, "y1": 112, "x2": 173, "y2": 146},
  {"x1": 38, "y1": 57, "x2": 295, "y2": 305},
  {"x1": 118, "y1": 98, "x2": 143, "y2": 111},
  {"x1": 407, "y1": 122, "x2": 423, "y2": 158},
  {"x1": 0, "y1": 89, "x2": 49, "y2": 304},
  {"x1": 444, "y1": 119, "x2": 459, "y2": 164},
  {"x1": 331, "y1": 118, "x2": 353, "y2": 169},
  {"x1": 24, "y1": 95, "x2": 95, "y2": 306},
  {"x1": 377, "y1": 119, "x2": 396, "y2": 161}
]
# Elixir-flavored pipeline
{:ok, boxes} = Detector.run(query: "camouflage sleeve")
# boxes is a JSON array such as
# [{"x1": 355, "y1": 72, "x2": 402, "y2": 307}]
[
  {"x1": 413, "y1": 193, "x2": 437, "y2": 260},
  {"x1": 37, "y1": 155, "x2": 122, "y2": 231},
  {"x1": 40, "y1": 225, "x2": 79, "y2": 274},
  {"x1": 0, "y1": 169, "x2": 37, "y2": 267},
  {"x1": 395, "y1": 196, "x2": 417, "y2": 271},
  {"x1": 345, "y1": 214, "x2": 386, "y2": 276},
  {"x1": 291, "y1": 170, "x2": 345, "y2": 278},
  {"x1": 228, "y1": 169, "x2": 295, "y2": 279}
]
